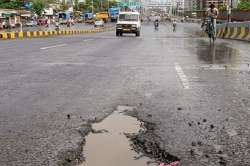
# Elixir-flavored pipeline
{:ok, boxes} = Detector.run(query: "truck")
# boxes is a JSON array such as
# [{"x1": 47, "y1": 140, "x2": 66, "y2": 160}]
[
  {"x1": 58, "y1": 11, "x2": 72, "y2": 24},
  {"x1": 83, "y1": 12, "x2": 94, "y2": 24},
  {"x1": 116, "y1": 11, "x2": 141, "y2": 37},
  {"x1": 108, "y1": 7, "x2": 119, "y2": 22},
  {"x1": 96, "y1": 12, "x2": 109, "y2": 23}
]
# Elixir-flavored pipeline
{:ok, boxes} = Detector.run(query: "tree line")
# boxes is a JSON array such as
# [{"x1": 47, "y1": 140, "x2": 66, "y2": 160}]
[{"x1": 0, "y1": 0, "x2": 118, "y2": 15}]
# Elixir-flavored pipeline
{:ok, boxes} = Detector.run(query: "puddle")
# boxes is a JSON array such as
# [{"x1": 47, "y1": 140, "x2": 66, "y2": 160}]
[
  {"x1": 80, "y1": 108, "x2": 154, "y2": 166},
  {"x1": 80, "y1": 106, "x2": 179, "y2": 166},
  {"x1": 196, "y1": 41, "x2": 239, "y2": 64}
]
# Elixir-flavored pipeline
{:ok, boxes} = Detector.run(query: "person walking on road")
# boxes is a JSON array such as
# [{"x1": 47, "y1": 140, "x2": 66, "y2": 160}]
[{"x1": 172, "y1": 19, "x2": 177, "y2": 32}]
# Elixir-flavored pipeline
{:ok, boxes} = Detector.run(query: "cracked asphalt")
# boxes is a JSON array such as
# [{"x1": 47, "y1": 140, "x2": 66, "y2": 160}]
[{"x1": 0, "y1": 22, "x2": 250, "y2": 166}]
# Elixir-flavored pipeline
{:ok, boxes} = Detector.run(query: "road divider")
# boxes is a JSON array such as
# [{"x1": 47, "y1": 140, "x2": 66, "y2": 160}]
[
  {"x1": 195, "y1": 22, "x2": 250, "y2": 42},
  {"x1": 0, "y1": 26, "x2": 114, "y2": 40},
  {"x1": 216, "y1": 25, "x2": 250, "y2": 41}
]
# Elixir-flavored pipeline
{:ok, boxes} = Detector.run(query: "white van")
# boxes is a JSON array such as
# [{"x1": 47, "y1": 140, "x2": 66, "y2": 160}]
[{"x1": 116, "y1": 11, "x2": 141, "y2": 37}]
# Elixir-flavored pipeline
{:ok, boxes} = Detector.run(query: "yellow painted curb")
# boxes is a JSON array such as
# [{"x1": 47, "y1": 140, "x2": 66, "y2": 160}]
[
  {"x1": 27, "y1": 31, "x2": 31, "y2": 37},
  {"x1": 1, "y1": 26, "x2": 114, "y2": 40},
  {"x1": 18, "y1": 32, "x2": 24, "y2": 38},
  {"x1": 217, "y1": 28, "x2": 224, "y2": 38},
  {"x1": 1, "y1": 32, "x2": 8, "y2": 39},
  {"x1": 38, "y1": 31, "x2": 43, "y2": 37},
  {"x1": 247, "y1": 32, "x2": 250, "y2": 41},
  {"x1": 10, "y1": 32, "x2": 15, "y2": 39},
  {"x1": 237, "y1": 27, "x2": 246, "y2": 40},
  {"x1": 33, "y1": 31, "x2": 37, "y2": 37},
  {"x1": 231, "y1": 27, "x2": 238, "y2": 39},
  {"x1": 224, "y1": 27, "x2": 231, "y2": 38}
]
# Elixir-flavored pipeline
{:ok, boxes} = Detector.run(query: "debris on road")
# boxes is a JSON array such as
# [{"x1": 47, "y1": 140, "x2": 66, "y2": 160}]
[{"x1": 159, "y1": 161, "x2": 180, "y2": 166}]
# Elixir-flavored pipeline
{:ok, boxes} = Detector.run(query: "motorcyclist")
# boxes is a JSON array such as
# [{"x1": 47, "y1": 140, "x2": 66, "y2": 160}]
[
  {"x1": 55, "y1": 22, "x2": 60, "y2": 31},
  {"x1": 154, "y1": 19, "x2": 159, "y2": 29}
]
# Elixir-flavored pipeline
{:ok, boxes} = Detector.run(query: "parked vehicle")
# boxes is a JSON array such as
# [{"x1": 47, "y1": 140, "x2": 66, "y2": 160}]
[
  {"x1": 25, "y1": 20, "x2": 37, "y2": 27},
  {"x1": 94, "y1": 19, "x2": 104, "y2": 27},
  {"x1": 96, "y1": 12, "x2": 109, "y2": 23},
  {"x1": 108, "y1": 7, "x2": 119, "y2": 22},
  {"x1": 83, "y1": 12, "x2": 94, "y2": 24},
  {"x1": 58, "y1": 11, "x2": 72, "y2": 24},
  {"x1": 116, "y1": 11, "x2": 141, "y2": 37},
  {"x1": 37, "y1": 18, "x2": 48, "y2": 26}
]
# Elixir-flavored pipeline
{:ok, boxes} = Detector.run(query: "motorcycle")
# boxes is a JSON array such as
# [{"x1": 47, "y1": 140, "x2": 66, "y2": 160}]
[
  {"x1": 55, "y1": 22, "x2": 60, "y2": 31},
  {"x1": 154, "y1": 21, "x2": 159, "y2": 30}
]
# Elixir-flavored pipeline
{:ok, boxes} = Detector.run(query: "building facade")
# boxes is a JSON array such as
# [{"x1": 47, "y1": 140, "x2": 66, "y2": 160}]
[{"x1": 184, "y1": 0, "x2": 239, "y2": 11}]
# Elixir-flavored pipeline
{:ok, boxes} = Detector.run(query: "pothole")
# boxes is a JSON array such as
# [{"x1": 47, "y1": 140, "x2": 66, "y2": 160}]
[{"x1": 79, "y1": 106, "x2": 180, "y2": 166}]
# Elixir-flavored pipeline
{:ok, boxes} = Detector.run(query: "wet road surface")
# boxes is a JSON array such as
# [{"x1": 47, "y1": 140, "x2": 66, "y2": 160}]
[{"x1": 0, "y1": 22, "x2": 250, "y2": 166}]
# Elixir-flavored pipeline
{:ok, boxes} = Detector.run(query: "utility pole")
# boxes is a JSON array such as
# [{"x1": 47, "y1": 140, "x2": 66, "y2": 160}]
[
  {"x1": 101, "y1": 0, "x2": 103, "y2": 10},
  {"x1": 92, "y1": 0, "x2": 94, "y2": 13},
  {"x1": 227, "y1": 0, "x2": 232, "y2": 22}
]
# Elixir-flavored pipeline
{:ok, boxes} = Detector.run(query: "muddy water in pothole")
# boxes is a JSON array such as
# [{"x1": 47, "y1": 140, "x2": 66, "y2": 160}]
[
  {"x1": 196, "y1": 41, "x2": 239, "y2": 64},
  {"x1": 80, "y1": 110, "x2": 155, "y2": 166}
]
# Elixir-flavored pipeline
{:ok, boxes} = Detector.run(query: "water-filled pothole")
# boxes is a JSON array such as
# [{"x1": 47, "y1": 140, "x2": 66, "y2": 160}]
[
  {"x1": 80, "y1": 106, "x2": 180, "y2": 166},
  {"x1": 195, "y1": 41, "x2": 239, "y2": 64}
]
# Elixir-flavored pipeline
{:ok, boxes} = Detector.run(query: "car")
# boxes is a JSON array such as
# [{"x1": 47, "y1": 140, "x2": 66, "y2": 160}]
[
  {"x1": 94, "y1": 20, "x2": 104, "y2": 27},
  {"x1": 25, "y1": 20, "x2": 37, "y2": 27},
  {"x1": 85, "y1": 19, "x2": 95, "y2": 24},
  {"x1": 116, "y1": 11, "x2": 141, "y2": 37}
]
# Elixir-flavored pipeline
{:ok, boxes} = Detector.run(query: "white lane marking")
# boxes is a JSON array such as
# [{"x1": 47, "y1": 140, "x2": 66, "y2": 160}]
[
  {"x1": 175, "y1": 63, "x2": 190, "y2": 90},
  {"x1": 45, "y1": 62, "x2": 86, "y2": 66},
  {"x1": 40, "y1": 44, "x2": 67, "y2": 50},
  {"x1": 83, "y1": 39, "x2": 94, "y2": 42}
]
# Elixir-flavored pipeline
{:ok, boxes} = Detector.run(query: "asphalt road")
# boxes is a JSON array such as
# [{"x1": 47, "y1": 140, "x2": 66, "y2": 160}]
[{"x1": 0, "y1": 22, "x2": 250, "y2": 166}]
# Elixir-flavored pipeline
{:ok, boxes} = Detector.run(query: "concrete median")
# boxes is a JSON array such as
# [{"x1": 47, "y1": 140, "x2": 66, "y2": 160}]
[
  {"x1": 194, "y1": 22, "x2": 250, "y2": 42},
  {"x1": 0, "y1": 26, "x2": 114, "y2": 40},
  {"x1": 216, "y1": 22, "x2": 250, "y2": 41}
]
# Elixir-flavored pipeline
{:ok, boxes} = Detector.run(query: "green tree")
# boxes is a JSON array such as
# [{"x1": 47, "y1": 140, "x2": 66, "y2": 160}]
[
  {"x1": 46, "y1": 0, "x2": 60, "y2": 4},
  {"x1": 0, "y1": 0, "x2": 24, "y2": 9},
  {"x1": 60, "y1": 0, "x2": 69, "y2": 10},
  {"x1": 238, "y1": 0, "x2": 250, "y2": 10},
  {"x1": 77, "y1": 0, "x2": 118, "y2": 13},
  {"x1": 108, "y1": 0, "x2": 118, "y2": 8},
  {"x1": 74, "y1": 0, "x2": 79, "y2": 10},
  {"x1": 31, "y1": 0, "x2": 45, "y2": 16}
]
